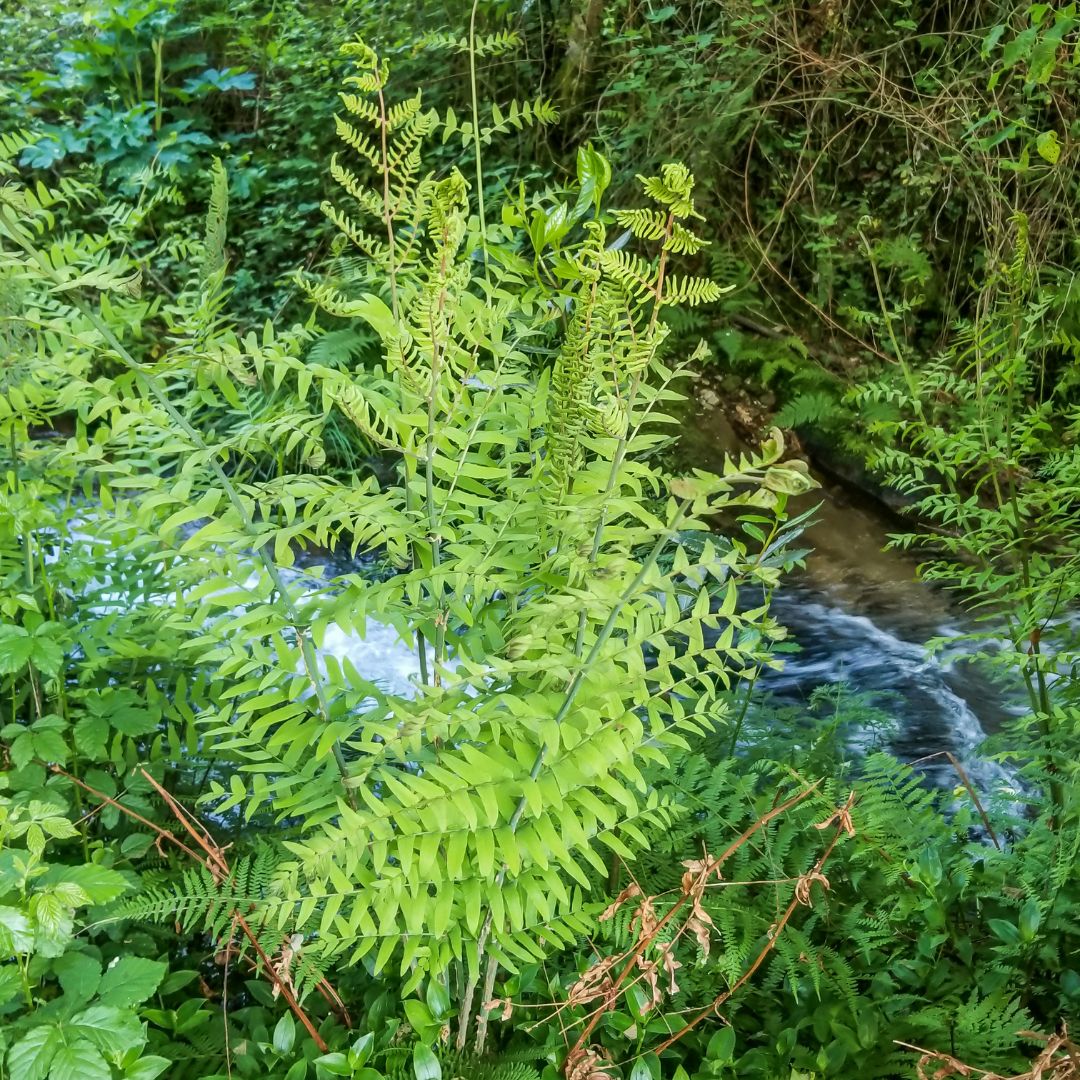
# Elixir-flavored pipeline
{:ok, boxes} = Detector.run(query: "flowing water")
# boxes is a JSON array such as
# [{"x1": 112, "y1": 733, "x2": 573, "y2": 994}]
[
  {"x1": 289, "y1": 400, "x2": 1021, "y2": 797},
  {"x1": 679, "y1": 392, "x2": 1023, "y2": 795}
]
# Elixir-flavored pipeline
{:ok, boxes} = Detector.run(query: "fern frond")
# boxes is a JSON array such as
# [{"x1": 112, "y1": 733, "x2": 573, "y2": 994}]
[
  {"x1": 201, "y1": 156, "x2": 229, "y2": 287},
  {"x1": 420, "y1": 29, "x2": 522, "y2": 56},
  {"x1": 334, "y1": 115, "x2": 381, "y2": 168},
  {"x1": 661, "y1": 274, "x2": 730, "y2": 307}
]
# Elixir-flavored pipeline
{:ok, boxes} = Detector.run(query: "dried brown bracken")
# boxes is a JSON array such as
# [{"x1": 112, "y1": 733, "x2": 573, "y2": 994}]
[
  {"x1": 565, "y1": 1046, "x2": 616, "y2": 1080},
  {"x1": 899, "y1": 1025, "x2": 1079, "y2": 1080},
  {"x1": 598, "y1": 882, "x2": 642, "y2": 922},
  {"x1": 559, "y1": 783, "x2": 833, "y2": 1077}
]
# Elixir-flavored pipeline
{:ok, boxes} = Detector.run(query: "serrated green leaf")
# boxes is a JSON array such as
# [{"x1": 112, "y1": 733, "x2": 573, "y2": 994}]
[
  {"x1": 50, "y1": 1042, "x2": 110, "y2": 1080},
  {"x1": 98, "y1": 957, "x2": 166, "y2": 1008}
]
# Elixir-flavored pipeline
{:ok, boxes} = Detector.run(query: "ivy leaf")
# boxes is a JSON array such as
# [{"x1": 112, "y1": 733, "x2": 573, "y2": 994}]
[
  {"x1": 6, "y1": 1024, "x2": 63, "y2": 1080},
  {"x1": 98, "y1": 957, "x2": 167, "y2": 1008},
  {"x1": 50, "y1": 1042, "x2": 110, "y2": 1080}
]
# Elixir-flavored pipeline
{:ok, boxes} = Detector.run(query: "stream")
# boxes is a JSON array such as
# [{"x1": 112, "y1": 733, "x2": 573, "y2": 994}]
[{"x1": 678, "y1": 390, "x2": 1023, "y2": 795}]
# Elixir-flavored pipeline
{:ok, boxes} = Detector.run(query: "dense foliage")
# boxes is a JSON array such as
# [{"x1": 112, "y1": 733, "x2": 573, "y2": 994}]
[{"x1": 1, "y1": 3, "x2": 1079, "y2": 1080}]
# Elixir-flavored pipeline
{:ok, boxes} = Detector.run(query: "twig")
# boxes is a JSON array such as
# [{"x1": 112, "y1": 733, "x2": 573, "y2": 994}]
[
  {"x1": 652, "y1": 792, "x2": 856, "y2": 1055},
  {"x1": 905, "y1": 751, "x2": 1001, "y2": 850},
  {"x1": 565, "y1": 782, "x2": 819, "y2": 1062},
  {"x1": 50, "y1": 763, "x2": 340, "y2": 1050}
]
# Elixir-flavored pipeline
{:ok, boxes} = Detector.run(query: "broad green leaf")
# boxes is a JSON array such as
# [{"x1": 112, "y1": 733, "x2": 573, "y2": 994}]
[
  {"x1": 314, "y1": 1052, "x2": 352, "y2": 1077},
  {"x1": 706, "y1": 1026, "x2": 736, "y2": 1063},
  {"x1": 73, "y1": 715, "x2": 109, "y2": 759},
  {"x1": 69, "y1": 1005, "x2": 145, "y2": 1056},
  {"x1": 425, "y1": 979, "x2": 451, "y2": 1020},
  {"x1": 39, "y1": 865, "x2": 130, "y2": 905},
  {"x1": 988, "y1": 919, "x2": 1020, "y2": 946},
  {"x1": 6, "y1": 1025, "x2": 62, "y2": 1080},
  {"x1": 0, "y1": 906, "x2": 35, "y2": 953},
  {"x1": 1019, "y1": 898, "x2": 1042, "y2": 941},
  {"x1": 412, "y1": 1044, "x2": 442, "y2": 1080},
  {"x1": 0, "y1": 625, "x2": 34, "y2": 674},
  {"x1": 349, "y1": 1032, "x2": 374, "y2": 1068},
  {"x1": 272, "y1": 1012, "x2": 296, "y2": 1055},
  {"x1": 53, "y1": 952, "x2": 102, "y2": 1004},
  {"x1": 98, "y1": 957, "x2": 167, "y2": 1008},
  {"x1": 50, "y1": 1042, "x2": 110, "y2": 1080},
  {"x1": 629, "y1": 1052, "x2": 661, "y2": 1080},
  {"x1": 123, "y1": 1057, "x2": 171, "y2": 1080}
]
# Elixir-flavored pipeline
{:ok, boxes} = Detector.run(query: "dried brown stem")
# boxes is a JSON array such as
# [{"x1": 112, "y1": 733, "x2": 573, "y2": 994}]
[
  {"x1": 50, "y1": 763, "x2": 345, "y2": 1050},
  {"x1": 652, "y1": 791, "x2": 856, "y2": 1056},
  {"x1": 565, "y1": 782, "x2": 819, "y2": 1066}
]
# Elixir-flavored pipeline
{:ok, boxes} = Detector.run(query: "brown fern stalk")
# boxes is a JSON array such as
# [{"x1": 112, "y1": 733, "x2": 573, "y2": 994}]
[
  {"x1": 51, "y1": 764, "x2": 350, "y2": 1050},
  {"x1": 563, "y1": 781, "x2": 820, "y2": 1069},
  {"x1": 651, "y1": 792, "x2": 856, "y2": 1055}
]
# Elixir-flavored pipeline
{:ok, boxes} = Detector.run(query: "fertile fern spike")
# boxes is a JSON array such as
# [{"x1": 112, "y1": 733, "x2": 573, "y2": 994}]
[
  {"x1": 201, "y1": 156, "x2": 228, "y2": 286},
  {"x1": 546, "y1": 224, "x2": 607, "y2": 491}
]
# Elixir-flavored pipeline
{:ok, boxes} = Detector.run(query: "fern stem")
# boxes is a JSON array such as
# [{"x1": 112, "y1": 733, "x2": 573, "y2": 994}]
[
  {"x1": 370, "y1": 43, "x2": 430, "y2": 683},
  {"x1": 460, "y1": 496, "x2": 692, "y2": 1040},
  {"x1": 573, "y1": 219, "x2": 672, "y2": 657},
  {"x1": 459, "y1": 497, "x2": 692, "y2": 1043},
  {"x1": 473, "y1": 952, "x2": 500, "y2": 1054},
  {"x1": 468, "y1": 0, "x2": 489, "y2": 274}
]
